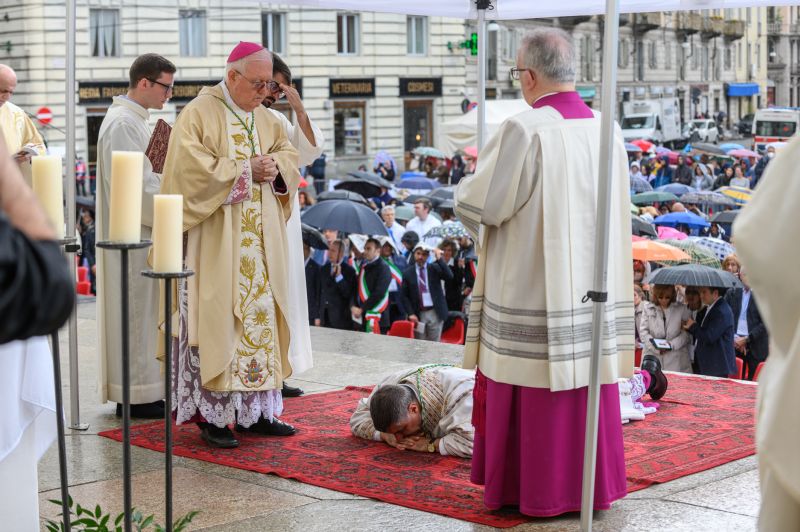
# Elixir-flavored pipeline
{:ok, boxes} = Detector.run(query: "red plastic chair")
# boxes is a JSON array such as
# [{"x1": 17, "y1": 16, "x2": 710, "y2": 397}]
[
  {"x1": 387, "y1": 320, "x2": 415, "y2": 339},
  {"x1": 441, "y1": 317, "x2": 465, "y2": 345},
  {"x1": 753, "y1": 362, "x2": 765, "y2": 382},
  {"x1": 76, "y1": 281, "x2": 92, "y2": 295},
  {"x1": 634, "y1": 347, "x2": 643, "y2": 367},
  {"x1": 77, "y1": 266, "x2": 88, "y2": 282},
  {"x1": 730, "y1": 357, "x2": 744, "y2": 379}
]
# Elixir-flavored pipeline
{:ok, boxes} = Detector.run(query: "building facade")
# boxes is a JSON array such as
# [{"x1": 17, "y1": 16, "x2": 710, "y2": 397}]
[
  {"x1": 766, "y1": 6, "x2": 800, "y2": 108},
  {"x1": 1, "y1": 1, "x2": 468, "y2": 176}
]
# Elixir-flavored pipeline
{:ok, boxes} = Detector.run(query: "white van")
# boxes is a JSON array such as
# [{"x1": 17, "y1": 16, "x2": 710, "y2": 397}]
[
  {"x1": 620, "y1": 98, "x2": 682, "y2": 147},
  {"x1": 752, "y1": 108, "x2": 800, "y2": 152}
]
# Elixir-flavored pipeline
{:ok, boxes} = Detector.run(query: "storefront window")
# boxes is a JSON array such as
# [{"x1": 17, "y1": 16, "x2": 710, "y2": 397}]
[
  {"x1": 403, "y1": 100, "x2": 432, "y2": 152},
  {"x1": 334, "y1": 101, "x2": 366, "y2": 156}
]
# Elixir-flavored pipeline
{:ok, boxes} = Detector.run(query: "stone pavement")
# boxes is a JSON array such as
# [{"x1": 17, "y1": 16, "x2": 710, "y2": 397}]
[{"x1": 38, "y1": 298, "x2": 762, "y2": 531}]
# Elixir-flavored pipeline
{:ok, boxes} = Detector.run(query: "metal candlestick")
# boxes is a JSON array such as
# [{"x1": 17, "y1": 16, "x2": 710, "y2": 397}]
[
  {"x1": 51, "y1": 236, "x2": 77, "y2": 531},
  {"x1": 141, "y1": 269, "x2": 194, "y2": 532},
  {"x1": 96, "y1": 240, "x2": 152, "y2": 532}
]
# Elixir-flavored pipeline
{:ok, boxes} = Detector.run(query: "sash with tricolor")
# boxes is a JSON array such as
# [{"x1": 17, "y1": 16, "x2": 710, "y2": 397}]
[
  {"x1": 348, "y1": 256, "x2": 361, "y2": 276},
  {"x1": 358, "y1": 265, "x2": 389, "y2": 334},
  {"x1": 469, "y1": 258, "x2": 478, "y2": 279},
  {"x1": 383, "y1": 258, "x2": 403, "y2": 286}
]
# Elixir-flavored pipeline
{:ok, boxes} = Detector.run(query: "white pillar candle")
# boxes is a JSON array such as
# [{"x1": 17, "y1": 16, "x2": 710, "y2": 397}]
[
  {"x1": 31, "y1": 155, "x2": 65, "y2": 239},
  {"x1": 108, "y1": 151, "x2": 144, "y2": 243},
  {"x1": 152, "y1": 195, "x2": 183, "y2": 273}
]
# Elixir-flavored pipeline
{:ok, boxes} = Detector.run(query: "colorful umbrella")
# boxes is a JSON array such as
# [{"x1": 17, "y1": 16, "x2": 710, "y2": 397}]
[
  {"x1": 655, "y1": 146, "x2": 672, "y2": 155},
  {"x1": 658, "y1": 239, "x2": 722, "y2": 268},
  {"x1": 719, "y1": 143, "x2": 745, "y2": 153},
  {"x1": 657, "y1": 226, "x2": 688, "y2": 241},
  {"x1": 654, "y1": 211, "x2": 710, "y2": 229},
  {"x1": 716, "y1": 186, "x2": 752, "y2": 205},
  {"x1": 413, "y1": 146, "x2": 447, "y2": 159},
  {"x1": 631, "y1": 139, "x2": 654, "y2": 152},
  {"x1": 631, "y1": 191, "x2": 679, "y2": 205},
  {"x1": 630, "y1": 203, "x2": 640, "y2": 215},
  {"x1": 632, "y1": 241, "x2": 690, "y2": 262},
  {"x1": 688, "y1": 236, "x2": 736, "y2": 261},
  {"x1": 728, "y1": 149, "x2": 760, "y2": 159},
  {"x1": 625, "y1": 142, "x2": 643, "y2": 152},
  {"x1": 424, "y1": 221, "x2": 470, "y2": 239},
  {"x1": 463, "y1": 146, "x2": 478, "y2": 158}
]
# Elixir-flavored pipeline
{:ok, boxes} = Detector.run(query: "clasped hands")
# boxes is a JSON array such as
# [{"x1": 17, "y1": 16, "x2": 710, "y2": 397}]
[
  {"x1": 380, "y1": 431, "x2": 432, "y2": 453},
  {"x1": 250, "y1": 155, "x2": 279, "y2": 184}
]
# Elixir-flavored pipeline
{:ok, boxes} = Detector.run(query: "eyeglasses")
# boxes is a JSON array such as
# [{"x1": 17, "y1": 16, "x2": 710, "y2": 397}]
[
  {"x1": 147, "y1": 78, "x2": 173, "y2": 94},
  {"x1": 509, "y1": 67, "x2": 533, "y2": 81},
  {"x1": 234, "y1": 70, "x2": 283, "y2": 96}
]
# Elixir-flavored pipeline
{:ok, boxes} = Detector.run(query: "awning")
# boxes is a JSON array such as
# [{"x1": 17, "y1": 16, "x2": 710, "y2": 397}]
[
  {"x1": 727, "y1": 83, "x2": 760, "y2": 97},
  {"x1": 577, "y1": 86, "x2": 596, "y2": 100}
]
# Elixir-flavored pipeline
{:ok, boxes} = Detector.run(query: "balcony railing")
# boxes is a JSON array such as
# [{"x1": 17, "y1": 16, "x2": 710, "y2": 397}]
[
  {"x1": 766, "y1": 21, "x2": 783, "y2": 34},
  {"x1": 677, "y1": 12, "x2": 702, "y2": 35},
  {"x1": 558, "y1": 16, "x2": 593, "y2": 27},
  {"x1": 701, "y1": 16, "x2": 724, "y2": 39},
  {"x1": 723, "y1": 20, "x2": 745, "y2": 41},
  {"x1": 633, "y1": 12, "x2": 663, "y2": 34}
]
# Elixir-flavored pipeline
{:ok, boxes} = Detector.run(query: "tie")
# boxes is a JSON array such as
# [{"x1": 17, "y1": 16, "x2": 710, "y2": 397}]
[{"x1": 418, "y1": 265, "x2": 428, "y2": 310}]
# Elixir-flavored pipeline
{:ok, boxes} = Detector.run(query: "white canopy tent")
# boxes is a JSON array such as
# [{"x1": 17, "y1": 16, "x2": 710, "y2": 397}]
[
  {"x1": 59, "y1": 1, "x2": 792, "y2": 530},
  {"x1": 437, "y1": 99, "x2": 532, "y2": 154}
]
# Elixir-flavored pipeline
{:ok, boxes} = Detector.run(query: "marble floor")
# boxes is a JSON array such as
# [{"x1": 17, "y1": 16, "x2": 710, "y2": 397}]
[{"x1": 37, "y1": 298, "x2": 762, "y2": 531}]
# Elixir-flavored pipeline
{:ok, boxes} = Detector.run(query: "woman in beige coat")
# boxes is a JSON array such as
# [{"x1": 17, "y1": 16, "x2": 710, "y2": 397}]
[{"x1": 639, "y1": 284, "x2": 693, "y2": 372}]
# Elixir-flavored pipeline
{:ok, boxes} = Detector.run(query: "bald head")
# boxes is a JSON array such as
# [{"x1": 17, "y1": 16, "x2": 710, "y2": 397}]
[
  {"x1": 0, "y1": 64, "x2": 17, "y2": 107},
  {"x1": 518, "y1": 28, "x2": 576, "y2": 85}
]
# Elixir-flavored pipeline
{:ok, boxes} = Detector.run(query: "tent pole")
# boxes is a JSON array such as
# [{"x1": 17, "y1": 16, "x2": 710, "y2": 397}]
[
  {"x1": 476, "y1": 4, "x2": 487, "y2": 150},
  {"x1": 580, "y1": 0, "x2": 620, "y2": 531},
  {"x1": 66, "y1": 0, "x2": 87, "y2": 432}
]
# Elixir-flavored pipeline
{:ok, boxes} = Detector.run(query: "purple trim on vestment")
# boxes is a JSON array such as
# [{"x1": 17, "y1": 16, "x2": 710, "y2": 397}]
[{"x1": 532, "y1": 91, "x2": 594, "y2": 120}]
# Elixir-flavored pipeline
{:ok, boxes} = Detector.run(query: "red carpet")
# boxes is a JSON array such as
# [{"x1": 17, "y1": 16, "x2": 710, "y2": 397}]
[{"x1": 99, "y1": 374, "x2": 756, "y2": 528}]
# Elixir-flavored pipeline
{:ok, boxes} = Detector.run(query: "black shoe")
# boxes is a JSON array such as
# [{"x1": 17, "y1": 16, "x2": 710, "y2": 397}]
[
  {"x1": 235, "y1": 417, "x2": 297, "y2": 436},
  {"x1": 641, "y1": 355, "x2": 668, "y2": 400},
  {"x1": 115, "y1": 400, "x2": 165, "y2": 419},
  {"x1": 281, "y1": 383, "x2": 304, "y2": 398},
  {"x1": 197, "y1": 422, "x2": 239, "y2": 449}
]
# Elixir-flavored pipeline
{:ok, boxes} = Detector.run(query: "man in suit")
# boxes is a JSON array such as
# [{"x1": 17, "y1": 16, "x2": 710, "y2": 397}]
[
  {"x1": 725, "y1": 268, "x2": 769, "y2": 380},
  {"x1": 319, "y1": 239, "x2": 356, "y2": 330},
  {"x1": 351, "y1": 237, "x2": 392, "y2": 334},
  {"x1": 303, "y1": 243, "x2": 321, "y2": 326},
  {"x1": 684, "y1": 286, "x2": 736, "y2": 378},
  {"x1": 400, "y1": 243, "x2": 453, "y2": 342}
]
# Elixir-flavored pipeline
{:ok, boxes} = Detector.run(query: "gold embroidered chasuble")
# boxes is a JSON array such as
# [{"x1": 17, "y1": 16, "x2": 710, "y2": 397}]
[{"x1": 159, "y1": 83, "x2": 300, "y2": 392}]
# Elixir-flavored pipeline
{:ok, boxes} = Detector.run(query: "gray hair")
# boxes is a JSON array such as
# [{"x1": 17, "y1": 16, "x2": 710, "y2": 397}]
[
  {"x1": 380, "y1": 205, "x2": 395, "y2": 215},
  {"x1": 369, "y1": 384, "x2": 416, "y2": 432},
  {"x1": 225, "y1": 49, "x2": 272, "y2": 76},
  {"x1": 519, "y1": 27, "x2": 576, "y2": 84}
]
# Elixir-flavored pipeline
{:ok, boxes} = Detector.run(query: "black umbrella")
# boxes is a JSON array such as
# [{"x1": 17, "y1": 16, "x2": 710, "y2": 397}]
[
  {"x1": 710, "y1": 210, "x2": 739, "y2": 224},
  {"x1": 428, "y1": 186, "x2": 455, "y2": 201},
  {"x1": 301, "y1": 223, "x2": 328, "y2": 250},
  {"x1": 405, "y1": 193, "x2": 443, "y2": 208},
  {"x1": 76, "y1": 196, "x2": 96, "y2": 212},
  {"x1": 334, "y1": 177, "x2": 381, "y2": 198},
  {"x1": 647, "y1": 264, "x2": 742, "y2": 289},
  {"x1": 316, "y1": 190, "x2": 371, "y2": 207},
  {"x1": 347, "y1": 170, "x2": 393, "y2": 189},
  {"x1": 301, "y1": 199, "x2": 389, "y2": 236},
  {"x1": 436, "y1": 199, "x2": 455, "y2": 211},
  {"x1": 632, "y1": 215, "x2": 657, "y2": 237}
]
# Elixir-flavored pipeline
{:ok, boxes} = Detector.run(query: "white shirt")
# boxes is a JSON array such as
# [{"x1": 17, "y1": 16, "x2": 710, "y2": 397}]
[
  {"x1": 405, "y1": 215, "x2": 442, "y2": 247},
  {"x1": 417, "y1": 264, "x2": 434, "y2": 308},
  {"x1": 736, "y1": 289, "x2": 751, "y2": 337}
]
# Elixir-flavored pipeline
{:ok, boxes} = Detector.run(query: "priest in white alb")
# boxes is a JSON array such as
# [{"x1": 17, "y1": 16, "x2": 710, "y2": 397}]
[
  {"x1": 455, "y1": 28, "x2": 634, "y2": 516},
  {"x1": 96, "y1": 54, "x2": 176, "y2": 418},
  {"x1": 264, "y1": 52, "x2": 325, "y2": 397},
  {"x1": 734, "y1": 135, "x2": 800, "y2": 531},
  {"x1": 160, "y1": 42, "x2": 301, "y2": 449},
  {"x1": 0, "y1": 64, "x2": 45, "y2": 184}
]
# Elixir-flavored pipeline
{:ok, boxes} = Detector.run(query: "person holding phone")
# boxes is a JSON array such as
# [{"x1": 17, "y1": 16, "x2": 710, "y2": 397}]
[{"x1": 639, "y1": 284, "x2": 693, "y2": 372}]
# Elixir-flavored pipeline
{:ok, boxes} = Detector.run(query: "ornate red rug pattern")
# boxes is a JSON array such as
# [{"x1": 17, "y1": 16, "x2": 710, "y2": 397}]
[{"x1": 99, "y1": 375, "x2": 756, "y2": 528}]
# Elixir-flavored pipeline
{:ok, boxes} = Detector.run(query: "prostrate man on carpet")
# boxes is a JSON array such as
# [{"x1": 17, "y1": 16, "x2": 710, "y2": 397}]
[
  {"x1": 350, "y1": 365, "x2": 475, "y2": 458},
  {"x1": 160, "y1": 42, "x2": 301, "y2": 449},
  {"x1": 96, "y1": 53, "x2": 176, "y2": 419},
  {"x1": 455, "y1": 28, "x2": 634, "y2": 516}
]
